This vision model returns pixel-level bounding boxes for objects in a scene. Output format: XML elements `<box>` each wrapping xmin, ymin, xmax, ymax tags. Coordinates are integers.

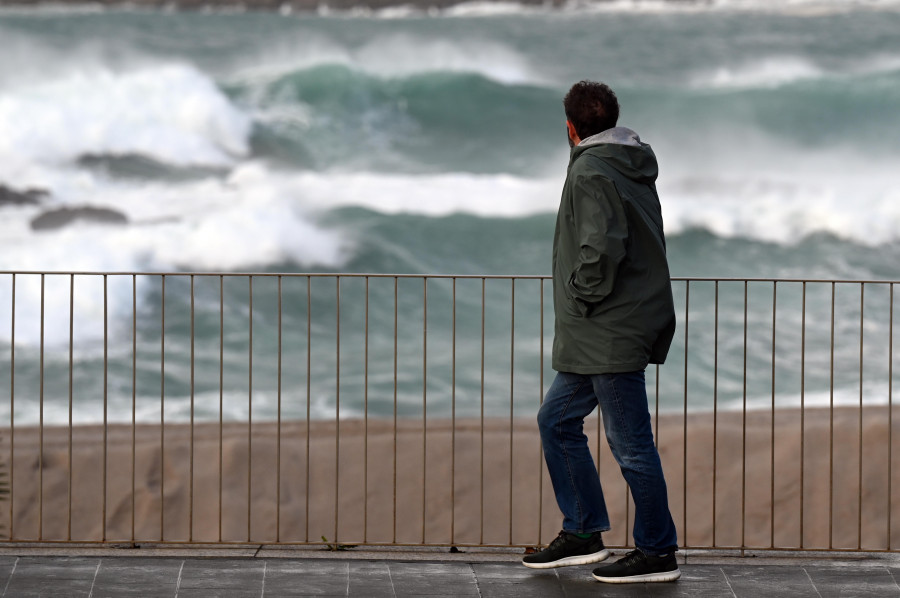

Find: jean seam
<box><xmin>557</xmin><ymin>377</ymin><xmax>588</xmax><ymax>532</ymax></box>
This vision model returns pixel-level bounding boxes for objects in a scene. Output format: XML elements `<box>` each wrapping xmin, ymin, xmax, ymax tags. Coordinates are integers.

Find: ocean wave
<box><xmin>688</xmin><ymin>53</ymin><xmax>900</xmax><ymax>90</ymax></box>
<box><xmin>0</xmin><ymin>170</ymin><xmax>350</xmax><ymax>273</ymax></box>
<box><xmin>0</xmin><ymin>62</ymin><xmax>251</xmax><ymax>172</ymax></box>
<box><xmin>690</xmin><ymin>56</ymin><xmax>825</xmax><ymax>89</ymax></box>
<box><xmin>660</xmin><ymin>171</ymin><xmax>900</xmax><ymax>246</ymax></box>
<box><xmin>227</xmin><ymin>33</ymin><xmax>546</xmax><ymax>87</ymax></box>
<box><xmin>3</xmin><ymin>157</ymin><xmax>899</xmax><ymax>287</ymax></box>
<box><xmin>315</xmin><ymin>0</ymin><xmax>900</xmax><ymax>18</ymax></box>
<box><xmin>227</xmin><ymin>162</ymin><xmax>562</xmax><ymax>216</ymax></box>
<box><xmin>232</xmin><ymin>61</ymin><xmax>561</xmax><ymax>175</ymax></box>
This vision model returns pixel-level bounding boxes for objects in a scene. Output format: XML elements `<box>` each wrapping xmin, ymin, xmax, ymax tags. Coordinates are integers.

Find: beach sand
<box><xmin>2</xmin><ymin>406</ymin><xmax>898</xmax><ymax>550</ymax></box>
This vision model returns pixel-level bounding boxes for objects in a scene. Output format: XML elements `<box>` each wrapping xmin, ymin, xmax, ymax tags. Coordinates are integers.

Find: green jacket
<box><xmin>552</xmin><ymin>127</ymin><xmax>676</xmax><ymax>374</ymax></box>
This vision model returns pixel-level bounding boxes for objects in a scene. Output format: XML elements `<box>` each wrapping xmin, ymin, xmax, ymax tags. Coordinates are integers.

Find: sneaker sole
<box><xmin>592</xmin><ymin>568</ymin><xmax>681</xmax><ymax>583</ymax></box>
<box><xmin>522</xmin><ymin>549</ymin><xmax>610</xmax><ymax>569</ymax></box>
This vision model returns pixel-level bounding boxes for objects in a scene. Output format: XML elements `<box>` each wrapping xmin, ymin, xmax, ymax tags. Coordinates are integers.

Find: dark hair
<box><xmin>563</xmin><ymin>80</ymin><xmax>620</xmax><ymax>140</ymax></box>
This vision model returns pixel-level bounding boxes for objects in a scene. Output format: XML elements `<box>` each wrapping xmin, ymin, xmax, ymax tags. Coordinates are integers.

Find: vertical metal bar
<box><xmin>218</xmin><ymin>275</ymin><xmax>224</xmax><ymax>543</ymax></box>
<box><xmin>538</xmin><ymin>278</ymin><xmax>544</xmax><ymax>546</ymax></box>
<box><xmin>189</xmin><ymin>275</ymin><xmax>195</xmax><ymax>542</ymax></box>
<box><xmin>682</xmin><ymin>280</ymin><xmax>689</xmax><ymax>546</ymax></box>
<box><xmin>770</xmin><ymin>282</ymin><xmax>777</xmax><ymax>549</ymax></box>
<box><xmin>829</xmin><ymin>282</ymin><xmax>835</xmax><ymax>549</ymax></box>
<box><xmin>68</xmin><ymin>275</ymin><xmax>75</xmax><ymax>541</ymax></box>
<box><xmin>103</xmin><ymin>274</ymin><xmax>109</xmax><ymax>541</ymax></box>
<box><xmin>889</xmin><ymin>283</ymin><xmax>894</xmax><ymax>551</ymax></box>
<box><xmin>277</xmin><ymin>275</ymin><xmax>283</xmax><ymax>543</ymax></box>
<box><xmin>39</xmin><ymin>274</ymin><xmax>44</xmax><ymax>540</ymax></box>
<box><xmin>131</xmin><ymin>275</ymin><xmax>137</xmax><ymax>543</ymax></box>
<box><xmin>422</xmin><ymin>277</ymin><xmax>427</xmax><ymax>544</ymax></box>
<box><xmin>392</xmin><ymin>276</ymin><xmax>398</xmax><ymax>544</ymax></box>
<box><xmin>363</xmin><ymin>276</ymin><xmax>369</xmax><ymax>544</ymax></box>
<box><xmin>480</xmin><ymin>277</ymin><xmax>486</xmax><ymax>545</ymax></box>
<box><xmin>335</xmin><ymin>276</ymin><xmax>341</xmax><ymax>544</ymax></box>
<box><xmin>160</xmin><ymin>274</ymin><xmax>166</xmax><ymax>541</ymax></box>
<box><xmin>741</xmin><ymin>280</ymin><xmax>748</xmax><ymax>552</ymax></box>
<box><xmin>509</xmin><ymin>278</ymin><xmax>515</xmax><ymax>546</ymax></box>
<box><xmin>306</xmin><ymin>276</ymin><xmax>312</xmax><ymax>543</ymax></box>
<box><xmin>451</xmin><ymin>277</ymin><xmax>457</xmax><ymax>546</ymax></box>
<box><xmin>8</xmin><ymin>273</ymin><xmax>14</xmax><ymax>541</ymax></box>
<box><xmin>248</xmin><ymin>275</ymin><xmax>254</xmax><ymax>542</ymax></box>
<box><xmin>858</xmin><ymin>283</ymin><xmax>865</xmax><ymax>550</ymax></box>
<box><xmin>800</xmin><ymin>282</ymin><xmax>807</xmax><ymax>548</ymax></box>
<box><xmin>712</xmin><ymin>281</ymin><xmax>719</xmax><ymax>548</ymax></box>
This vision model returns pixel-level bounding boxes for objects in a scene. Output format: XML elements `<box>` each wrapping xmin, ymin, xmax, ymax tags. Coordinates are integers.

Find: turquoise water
<box><xmin>1</xmin><ymin>3</ymin><xmax>899</xmax><ymax>423</ymax></box>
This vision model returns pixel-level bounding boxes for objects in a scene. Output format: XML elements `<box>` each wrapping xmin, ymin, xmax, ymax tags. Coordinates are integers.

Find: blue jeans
<box><xmin>537</xmin><ymin>371</ymin><xmax>678</xmax><ymax>555</ymax></box>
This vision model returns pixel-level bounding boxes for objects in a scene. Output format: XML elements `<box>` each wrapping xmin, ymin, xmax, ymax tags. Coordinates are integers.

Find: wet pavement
<box><xmin>1</xmin><ymin>547</ymin><xmax>898</xmax><ymax>597</ymax></box>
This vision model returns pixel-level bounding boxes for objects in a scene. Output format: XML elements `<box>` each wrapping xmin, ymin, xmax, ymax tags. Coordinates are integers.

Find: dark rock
<box><xmin>30</xmin><ymin>206</ymin><xmax>129</xmax><ymax>231</ymax></box>
<box><xmin>0</xmin><ymin>184</ymin><xmax>50</xmax><ymax>207</ymax></box>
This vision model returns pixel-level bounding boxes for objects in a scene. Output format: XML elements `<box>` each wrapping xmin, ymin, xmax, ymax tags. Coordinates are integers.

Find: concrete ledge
<box><xmin>1</xmin><ymin>542</ymin><xmax>898</xmax><ymax>568</ymax></box>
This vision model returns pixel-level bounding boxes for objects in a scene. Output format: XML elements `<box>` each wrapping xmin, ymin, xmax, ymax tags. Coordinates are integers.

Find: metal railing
<box><xmin>0</xmin><ymin>271</ymin><xmax>897</xmax><ymax>552</ymax></box>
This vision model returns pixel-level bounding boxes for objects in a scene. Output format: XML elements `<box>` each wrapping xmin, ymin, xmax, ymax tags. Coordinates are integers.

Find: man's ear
<box><xmin>566</xmin><ymin>120</ymin><xmax>581</xmax><ymax>146</ymax></box>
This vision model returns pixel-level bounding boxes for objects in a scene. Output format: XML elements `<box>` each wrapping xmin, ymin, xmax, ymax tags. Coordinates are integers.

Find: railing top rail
<box><xmin>1</xmin><ymin>270</ymin><xmax>899</xmax><ymax>285</ymax></box>
<box><xmin>0</xmin><ymin>270</ymin><xmax>547</xmax><ymax>279</ymax></box>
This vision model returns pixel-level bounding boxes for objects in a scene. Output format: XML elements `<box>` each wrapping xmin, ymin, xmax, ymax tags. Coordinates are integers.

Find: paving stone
<box><xmin>347</xmin><ymin>561</ymin><xmax>394</xmax><ymax>597</ymax></box>
<box><xmin>3</xmin><ymin>592</ymin><xmax>92</xmax><ymax>598</ymax></box>
<box><xmin>0</xmin><ymin>557</ymin><xmax>17</xmax><ymax>594</ymax></box>
<box><xmin>0</xmin><ymin>554</ymin><xmax>898</xmax><ymax>598</ymax></box>
<box><xmin>471</xmin><ymin>562</ymin><xmax>545</xmax><ymax>580</ymax></box>
<box><xmin>721</xmin><ymin>564</ymin><xmax>821</xmax><ymax>597</ymax></box>
<box><xmin>556</xmin><ymin>567</ymin><xmax>650</xmax><ymax>598</ymax></box>
<box><xmin>264</xmin><ymin>573</ymin><xmax>349</xmax><ymax>595</ymax></box>
<box><xmin>177</xmin><ymin>590</ymin><xmax>261</xmax><ymax>598</ymax></box>
<box><xmin>477</xmin><ymin>566</ymin><xmax>568</xmax><ymax>598</ymax></box>
<box><xmin>1</xmin><ymin>557</ymin><xmax>99</xmax><ymax>597</ymax></box>
<box><xmin>92</xmin><ymin>588</ymin><xmax>176</xmax><ymax>598</ymax></box>
<box><xmin>92</xmin><ymin>558</ymin><xmax>183</xmax><ymax>588</ymax></box>
<box><xmin>7</xmin><ymin>557</ymin><xmax>100</xmax><ymax>580</ymax></box>
<box><xmin>805</xmin><ymin>566</ymin><xmax>900</xmax><ymax>597</ymax></box>
<box><xmin>479</xmin><ymin>580</ymin><xmax>565</xmax><ymax>598</ymax></box>
<box><xmin>387</xmin><ymin>562</ymin><xmax>479</xmax><ymax>596</ymax></box>
<box><xmin>177</xmin><ymin>559</ymin><xmax>266</xmax><ymax>591</ymax></box>
<box><xmin>658</xmin><ymin>565</ymin><xmax>740</xmax><ymax>597</ymax></box>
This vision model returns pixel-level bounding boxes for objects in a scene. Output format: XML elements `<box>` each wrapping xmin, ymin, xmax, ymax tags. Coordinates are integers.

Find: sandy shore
<box><xmin>1</xmin><ymin>406</ymin><xmax>898</xmax><ymax>550</ymax></box>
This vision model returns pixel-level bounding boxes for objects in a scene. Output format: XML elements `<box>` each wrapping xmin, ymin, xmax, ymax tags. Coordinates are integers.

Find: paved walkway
<box><xmin>1</xmin><ymin>548</ymin><xmax>899</xmax><ymax>597</ymax></box>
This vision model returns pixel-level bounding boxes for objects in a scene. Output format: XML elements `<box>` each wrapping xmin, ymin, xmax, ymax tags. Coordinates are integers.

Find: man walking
<box><xmin>522</xmin><ymin>81</ymin><xmax>680</xmax><ymax>583</ymax></box>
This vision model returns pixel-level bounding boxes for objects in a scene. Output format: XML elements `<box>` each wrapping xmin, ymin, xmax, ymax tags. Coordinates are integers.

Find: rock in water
<box><xmin>31</xmin><ymin>206</ymin><xmax>128</xmax><ymax>231</ymax></box>
<box><xmin>0</xmin><ymin>184</ymin><xmax>50</xmax><ymax>207</ymax></box>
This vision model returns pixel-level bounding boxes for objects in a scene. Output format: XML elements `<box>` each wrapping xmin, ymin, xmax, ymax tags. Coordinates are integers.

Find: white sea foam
<box><xmin>4</xmin><ymin>146</ymin><xmax>898</xmax><ymax>291</ymax></box>
<box><xmin>657</xmin><ymin>136</ymin><xmax>900</xmax><ymax>245</ymax></box>
<box><xmin>228</xmin><ymin>33</ymin><xmax>545</xmax><ymax>87</ymax></box>
<box><xmin>724</xmin><ymin>383</ymin><xmax>896</xmax><ymax>413</ymax></box>
<box><xmin>0</xmin><ymin>168</ymin><xmax>351</xmax><ymax>346</ymax></box>
<box><xmin>689</xmin><ymin>53</ymin><xmax>900</xmax><ymax>90</ymax></box>
<box><xmin>0</xmin><ymin>62</ymin><xmax>251</xmax><ymax>171</ymax></box>
<box><xmin>690</xmin><ymin>56</ymin><xmax>825</xmax><ymax>89</ymax></box>
<box><xmin>356</xmin><ymin>0</ymin><xmax>900</xmax><ymax>17</ymax></box>
<box><xmin>226</xmin><ymin>162</ymin><xmax>562</xmax><ymax>216</ymax></box>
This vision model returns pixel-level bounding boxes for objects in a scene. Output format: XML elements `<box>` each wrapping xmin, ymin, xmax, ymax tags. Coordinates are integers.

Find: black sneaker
<box><xmin>522</xmin><ymin>531</ymin><xmax>609</xmax><ymax>569</ymax></box>
<box><xmin>591</xmin><ymin>549</ymin><xmax>680</xmax><ymax>583</ymax></box>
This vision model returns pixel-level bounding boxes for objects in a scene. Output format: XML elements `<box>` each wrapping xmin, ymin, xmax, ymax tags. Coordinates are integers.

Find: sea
<box><xmin>1</xmin><ymin>0</ymin><xmax>899</xmax><ymax>426</ymax></box>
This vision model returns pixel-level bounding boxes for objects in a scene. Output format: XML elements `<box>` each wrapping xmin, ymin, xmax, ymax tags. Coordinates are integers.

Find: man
<box><xmin>522</xmin><ymin>81</ymin><xmax>680</xmax><ymax>584</ymax></box>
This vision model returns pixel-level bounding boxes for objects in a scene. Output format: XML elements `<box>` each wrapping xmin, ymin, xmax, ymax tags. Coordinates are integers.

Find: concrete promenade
<box><xmin>0</xmin><ymin>546</ymin><xmax>899</xmax><ymax>597</ymax></box>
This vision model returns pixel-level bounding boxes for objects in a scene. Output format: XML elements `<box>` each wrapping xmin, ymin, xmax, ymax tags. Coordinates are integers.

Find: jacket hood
<box><xmin>570</xmin><ymin>126</ymin><xmax>658</xmax><ymax>184</ymax></box>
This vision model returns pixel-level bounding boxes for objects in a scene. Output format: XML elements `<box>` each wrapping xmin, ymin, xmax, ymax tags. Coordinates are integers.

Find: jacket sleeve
<box><xmin>566</xmin><ymin>172</ymin><xmax>628</xmax><ymax>317</ymax></box>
